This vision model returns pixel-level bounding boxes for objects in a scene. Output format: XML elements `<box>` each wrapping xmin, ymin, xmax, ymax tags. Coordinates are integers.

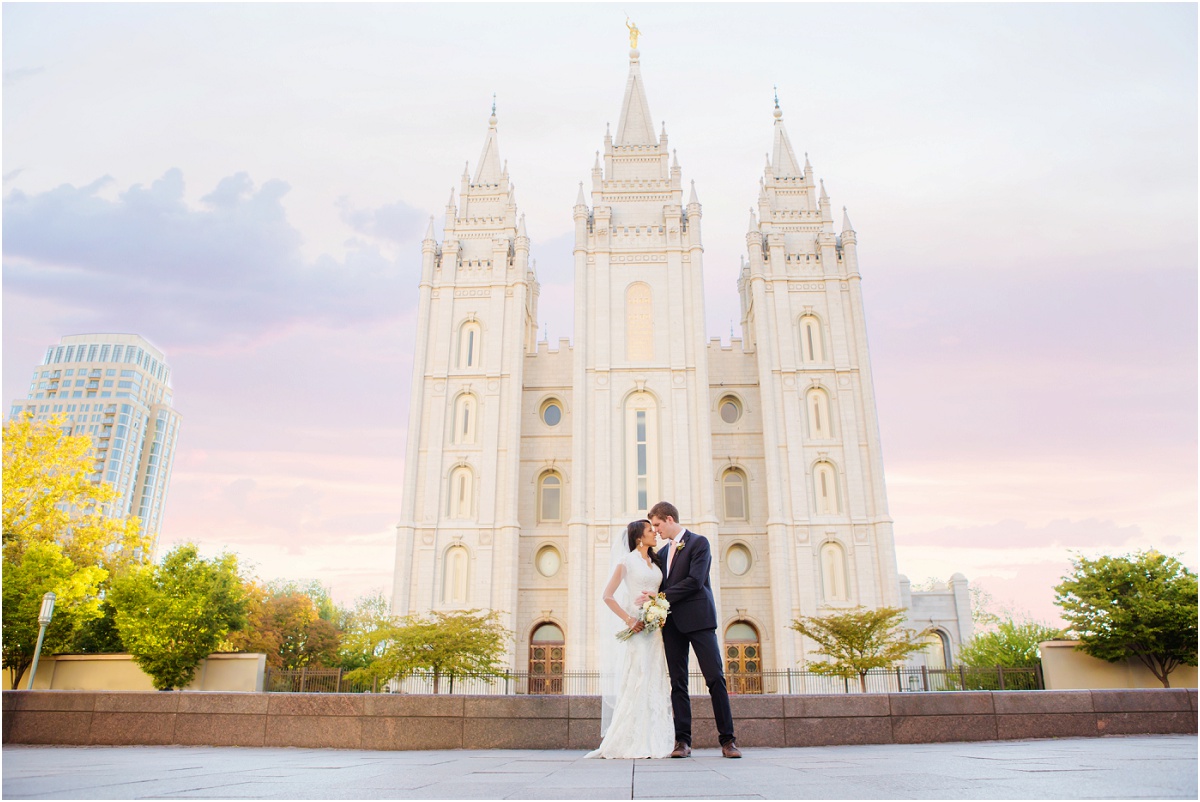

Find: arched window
<box><xmin>799</xmin><ymin>315</ymin><xmax>825</xmax><ymax>363</ymax></box>
<box><xmin>722</xmin><ymin>469</ymin><xmax>747</xmax><ymax>521</ymax></box>
<box><xmin>820</xmin><ymin>541</ymin><xmax>849</xmax><ymax>602</ymax></box>
<box><xmin>807</xmin><ymin>387</ymin><xmax>831</xmax><ymax>439</ymax></box>
<box><xmin>625</xmin><ymin>282</ymin><xmax>653</xmax><ymax>361</ymax></box>
<box><xmin>725</xmin><ymin>621</ymin><xmax>762</xmax><ymax>694</ymax></box>
<box><xmin>539</xmin><ymin>472</ymin><xmax>562</xmax><ymax>522</ymax></box>
<box><xmin>529</xmin><ymin>622</ymin><xmax>565</xmax><ymax>694</ymax></box>
<box><xmin>922</xmin><ymin>630</ymin><xmax>951</xmax><ymax>669</ymax></box>
<box><xmin>814</xmin><ymin>461</ymin><xmax>839</xmax><ymax>515</ymax></box>
<box><xmin>625</xmin><ymin>392</ymin><xmax>658</xmax><ymax>513</ymax></box>
<box><xmin>448</xmin><ymin>466</ymin><xmax>474</xmax><ymax>518</ymax></box>
<box><xmin>458</xmin><ymin>321</ymin><xmax>482</xmax><ymax>370</ymax></box>
<box><xmin>443</xmin><ymin>544</ymin><xmax>469</xmax><ymax>604</ymax></box>
<box><xmin>453</xmin><ymin>393</ymin><xmax>477</xmax><ymax>444</ymax></box>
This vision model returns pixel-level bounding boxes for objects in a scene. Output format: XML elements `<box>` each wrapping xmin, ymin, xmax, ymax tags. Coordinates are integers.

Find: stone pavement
<box><xmin>2</xmin><ymin>735</ymin><xmax>1195</xmax><ymax>800</ymax></box>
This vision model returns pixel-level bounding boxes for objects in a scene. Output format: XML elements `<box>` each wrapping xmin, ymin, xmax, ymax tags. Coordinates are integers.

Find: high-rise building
<box><xmin>8</xmin><ymin>333</ymin><xmax>181</xmax><ymax>556</ymax></box>
<box><xmin>392</xmin><ymin>45</ymin><xmax>972</xmax><ymax>678</ymax></box>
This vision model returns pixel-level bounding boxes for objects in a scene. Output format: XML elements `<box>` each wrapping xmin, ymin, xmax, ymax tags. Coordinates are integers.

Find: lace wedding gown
<box><xmin>585</xmin><ymin>551</ymin><xmax>676</xmax><ymax>759</ymax></box>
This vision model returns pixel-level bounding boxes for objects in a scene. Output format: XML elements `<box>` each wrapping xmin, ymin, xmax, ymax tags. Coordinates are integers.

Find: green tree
<box><xmin>346</xmin><ymin>609</ymin><xmax>509</xmax><ymax>693</ymax></box>
<box><xmin>109</xmin><ymin>544</ymin><xmax>249</xmax><ymax>690</ymax></box>
<box><xmin>792</xmin><ymin>606</ymin><xmax>929</xmax><ymax>693</ymax></box>
<box><xmin>957</xmin><ymin>619</ymin><xmax>1063</xmax><ymax>669</ymax></box>
<box><xmin>1054</xmin><ymin>550</ymin><xmax>1198</xmax><ymax>688</ymax></box>
<box><xmin>2</xmin><ymin>540</ymin><xmax>107</xmax><ymax>687</ymax></box>
<box><xmin>336</xmin><ymin>591</ymin><xmax>395</xmax><ymax>673</ymax></box>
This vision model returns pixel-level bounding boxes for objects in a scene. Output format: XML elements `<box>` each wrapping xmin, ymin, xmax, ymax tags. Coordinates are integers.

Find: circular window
<box><xmin>719</xmin><ymin>396</ymin><xmax>742</xmax><ymax>424</ymax></box>
<box><xmin>726</xmin><ymin>543</ymin><xmax>752</xmax><ymax>576</ymax></box>
<box><xmin>541</xmin><ymin>400</ymin><xmax>562</xmax><ymax>426</ymax></box>
<box><xmin>535</xmin><ymin>545</ymin><xmax>562</xmax><ymax>577</ymax></box>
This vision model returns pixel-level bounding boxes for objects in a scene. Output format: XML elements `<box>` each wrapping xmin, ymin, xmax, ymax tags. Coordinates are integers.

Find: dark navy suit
<box><xmin>654</xmin><ymin>529</ymin><xmax>735</xmax><ymax>746</ymax></box>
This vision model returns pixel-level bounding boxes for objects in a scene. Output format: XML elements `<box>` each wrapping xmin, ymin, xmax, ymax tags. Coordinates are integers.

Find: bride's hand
<box><xmin>634</xmin><ymin>591</ymin><xmax>651</xmax><ymax>606</ymax></box>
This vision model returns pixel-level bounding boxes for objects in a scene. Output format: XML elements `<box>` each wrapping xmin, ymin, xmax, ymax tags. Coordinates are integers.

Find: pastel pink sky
<box><xmin>4</xmin><ymin>5</ymin><xmax>1196</xmax><ymax>627</ymax></box>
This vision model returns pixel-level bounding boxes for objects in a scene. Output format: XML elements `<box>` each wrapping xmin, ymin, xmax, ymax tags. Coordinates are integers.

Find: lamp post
<box><xmin>26</xmin><ymin>592</ymin><xmax>56</xmax><ymax>690</ymax></box>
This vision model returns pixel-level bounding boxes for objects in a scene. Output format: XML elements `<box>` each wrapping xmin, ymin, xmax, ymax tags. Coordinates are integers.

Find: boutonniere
<box><xmin>675</xmin><ymin>540</ymin><xmax>686</xmax><ymax>554</ymax></box>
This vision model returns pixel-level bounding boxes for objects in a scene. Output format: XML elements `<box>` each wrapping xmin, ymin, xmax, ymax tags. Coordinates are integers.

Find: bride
<box><xmin>585</xmin><ymin>520</ymin><xmax>676</xmax><ymax>759</ymax></box>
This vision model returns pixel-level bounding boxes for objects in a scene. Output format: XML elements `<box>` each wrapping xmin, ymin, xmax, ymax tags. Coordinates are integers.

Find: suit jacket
<box><xmin>654</xmin><ymin>529</ymin><xmax>718</xmax><ymax>633</ymax></box>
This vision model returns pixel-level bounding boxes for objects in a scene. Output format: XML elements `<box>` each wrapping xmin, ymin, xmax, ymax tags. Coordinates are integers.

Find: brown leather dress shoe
<box><xmin>670</xmin><ymin>740</ymin><xmax>692</xmax><ymax>758</ymax></box>
<box><xmin>721</xmin><ymin>740</ymin><xmax>742</xmax><ymax>758</ymax></box>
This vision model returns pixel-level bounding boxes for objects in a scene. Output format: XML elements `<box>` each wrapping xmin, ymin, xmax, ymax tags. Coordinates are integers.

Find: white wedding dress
<box><xmin>585</xmin><ymin>550</ymin><xmax>676</xmax><ymax>759</ymax></box>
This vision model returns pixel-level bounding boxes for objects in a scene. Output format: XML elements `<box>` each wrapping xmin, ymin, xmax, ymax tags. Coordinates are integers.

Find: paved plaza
<box><xmin>2</xmin><ymin>735</ymin><xmax>1195</xmax><ymax>800</ymax></box>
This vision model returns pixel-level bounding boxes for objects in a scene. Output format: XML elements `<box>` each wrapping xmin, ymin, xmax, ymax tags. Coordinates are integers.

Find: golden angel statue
<box><xmin>626</xmin><ymin>19</ymin><xmax>641</xmax><ymax>49</ymax></box>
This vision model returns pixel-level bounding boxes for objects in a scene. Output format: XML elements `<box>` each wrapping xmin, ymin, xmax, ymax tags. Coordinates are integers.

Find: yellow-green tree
<box><xmin>2</xmin><ymin>415</ymin><xmax>146</xmax><ymax>686</ymax></box>
<box><xmin>792</xmin><ymin>606</ymin><xmax>930</xmax><ymax>692</ymax></box>
<box><xmin>3</xmin><ymin>414</ymin><xmax>145</xmax><ymax>569</ymax></box>
<box><xmin>346</xmin><ymin>609</ymin><xmax>509</xmax><ymax>693</ymax></box>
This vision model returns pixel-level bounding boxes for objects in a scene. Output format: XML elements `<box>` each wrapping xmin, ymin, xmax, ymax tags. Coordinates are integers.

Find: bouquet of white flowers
<box><xmin>616</xmin><ymin>593</ymin><xmax>671</xmax><ymax>641</ymax></box>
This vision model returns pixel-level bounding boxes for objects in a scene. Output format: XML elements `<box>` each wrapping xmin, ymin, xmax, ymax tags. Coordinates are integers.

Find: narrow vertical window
<box><xmin>807</xmin><ymin>388</ymin><xmax>831</xmax><ymax>439</ymax></box>
<box><xmin>625</xmin><ymin>393</ymin><xmax>658</xmax><ymax>513</ymax></box>
<box><xmin>820</xmin><ymin>541</ymin><xmax>849</xmax><ymax>601</ymax></box>
<box><xmin>723</xmin><ymin>469</ymin><xmax>747</xmax><ymax>520</ymax></box>
<box><xmin>800</xmin><ymin>315</ymin><xmax>824</xmax><ymax>363</ymax></box>
<box><xmin>449</xmin><ymin>467</ymin><xmax>474</xmax><ymax>518</ymax></box>
<box><xmin>459</xmin><ymin>322</ymin><xmax>482</xmax><ymax>370</ymax></box>
<box><xmin>814</xmin><ymin>462</ymin><xmax>839</xmax><ymax>515</ymax></box>
<box><xmin>454</xmin><ymin>394</ymin><xmax>477</xmax><ymax>444</ymax></box>
<box><xmin>443</xmin><ymin>545</ymin><xmax>469</xmax><ymax>604</ymax></box>
<box><xmin>539</xmin><ymin>472</ymin><xmax>562</xmax><ymax>522</ymax></box>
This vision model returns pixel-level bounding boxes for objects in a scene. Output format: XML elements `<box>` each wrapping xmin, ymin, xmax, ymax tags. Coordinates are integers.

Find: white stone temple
<box><xmin>392</xmin><ymin>45</ymin><xmax>971</xmax><ymax>682</ymax></box>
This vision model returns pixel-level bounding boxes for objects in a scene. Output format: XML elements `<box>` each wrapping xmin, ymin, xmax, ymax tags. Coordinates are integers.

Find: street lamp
<box><xmin>26</xmin><ymin>592</ymin><xmax>56</xmax><ymax>690</ymax></box>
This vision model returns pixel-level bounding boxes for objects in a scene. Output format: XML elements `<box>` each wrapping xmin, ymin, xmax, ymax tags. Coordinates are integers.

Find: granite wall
<box><xmin>3</xmin><ymin>689</ymin><xmax>1195</xmax><ymax>750</ymax></box>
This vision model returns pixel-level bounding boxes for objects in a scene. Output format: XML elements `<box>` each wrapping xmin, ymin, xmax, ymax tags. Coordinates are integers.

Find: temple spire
<box><xmin>615</xmin><ymin>49</ymin><xmax>657</xmax><ymax>146</ymax></box>
<box><xmin>575</xmin><ymin>181</ymin><xmax>587</xmax><ymax>207</ymax></box>
<box><xmin>771</xmin><ymin>94</ymin><xmax>802</xmax><ymax>178</ymax></box>
<box><xmin>842</xmin><ymin>206</ymin><xmax>854</xmax><ymax>233</ymax></box>
<box><xmin>689</xmin><ymin>180</ymin><xmax>699</xmax><ymax>205</ymax></box>
<box><xmin>472</xmin><ymin>104</ymin><xmax>503</xmax><ymax>185</ymax></box>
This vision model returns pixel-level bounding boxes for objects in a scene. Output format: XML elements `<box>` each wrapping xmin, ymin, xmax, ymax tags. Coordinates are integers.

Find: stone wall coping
<box><xmin>4</xmin><ymin>689</ymin><xmax>1195</xmax><ymax>751</ymax></box>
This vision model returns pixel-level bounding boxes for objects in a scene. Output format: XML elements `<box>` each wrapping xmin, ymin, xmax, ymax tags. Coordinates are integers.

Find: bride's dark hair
<box><xmin>626</xmin><ymin>519</ymin><xmax>655</xmax><ymax>560</ymax></box>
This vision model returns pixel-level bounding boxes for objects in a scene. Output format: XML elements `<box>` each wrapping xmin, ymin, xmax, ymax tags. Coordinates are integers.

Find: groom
<box><xmin>643</xmin><ymin>501</ymin><xmax>740</xmax><ymax>758</ymax></box>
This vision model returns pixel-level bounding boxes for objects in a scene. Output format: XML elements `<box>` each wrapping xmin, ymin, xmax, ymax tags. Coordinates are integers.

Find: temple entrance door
<box><xmin>725</xmin><ymin>621</ymin><xmax>763</xmax><ymax>694</ymax></box>
<box><xmin>528</xmin><ymin>622</ymin><xmax>565</xmax><ymax>694</ymax></box>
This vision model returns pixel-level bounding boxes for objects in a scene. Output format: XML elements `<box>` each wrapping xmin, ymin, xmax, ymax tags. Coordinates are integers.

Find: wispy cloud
<box><xmin>3</xmin><ymin>170</ymin><xmax>423</xmax><ymax>346</ymax></box>
<box><xmin>3</xmin><ymin>66</ymin><xmax>44</xmax><ymax>88</ymax></box>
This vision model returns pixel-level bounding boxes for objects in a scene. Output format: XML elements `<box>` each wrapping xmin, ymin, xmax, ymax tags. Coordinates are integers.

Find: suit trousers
<box><xmin>662</xmin><ymin>622</ymin><xmax>736</xmax><ymax>746</ymax></box>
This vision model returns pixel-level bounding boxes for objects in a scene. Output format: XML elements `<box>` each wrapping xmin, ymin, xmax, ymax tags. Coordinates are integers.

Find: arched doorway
<box><xmin>725</xmin><ymin>621</ymin><xmax>763</xmax><ymax>694</ymax></box>
<box><xmin>528</xmin><ymin>622</ymin><xmax>565</xmax><ymax>694</ymax></box>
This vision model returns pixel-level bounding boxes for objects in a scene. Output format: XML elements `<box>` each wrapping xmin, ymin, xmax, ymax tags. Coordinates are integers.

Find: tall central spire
<box><xmin>771</xmin><ymin>96</ymin><xmax>802</xmax><ymax>178</ymax></box>
<box><xmin>473</xmin><ymin>101</ymin><xmax>503</xmax><ymax>185</ymax></box>
<box><xmin>615</xmin><ymin>49</ymin><xmax>656</xmax><ymax>146</ymax></box>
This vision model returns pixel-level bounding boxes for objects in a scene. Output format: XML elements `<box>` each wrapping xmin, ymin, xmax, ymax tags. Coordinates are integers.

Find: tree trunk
<box><xmin>432</xmin><ymin>670</ymin><xmax>440</xmax><ymax>694</ymax></box>
<box><xmin>859</xmin><ymin>672</ymin><xmax>868</xmax><ymax>694</ymax></box>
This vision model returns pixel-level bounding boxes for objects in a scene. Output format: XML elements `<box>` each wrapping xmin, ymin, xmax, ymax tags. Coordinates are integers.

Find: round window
<box><xmin>542</xmin><ymin>401</ymin><xmax>562</xmax><ymax>427</ymax></box>
<box><xmin>719</xmin><ymin>397</ymin><xmax>741</xmax><ymax>424</ymax></box>
<box><xmin>726</xmin><ymin>543</ymin><xmax>752</xmax><ymax>576</ymax></box>
<box><xmin>535</xmin><ymin>545</ymin><xmax>562</xmax><ymax>577</ymax></box>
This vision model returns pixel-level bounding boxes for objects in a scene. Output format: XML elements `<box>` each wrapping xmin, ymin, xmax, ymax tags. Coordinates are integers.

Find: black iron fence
<box><xmin>265</xmin><ymin>664</ymin><xmax>1042</xmax><ymax>695</ymax></box>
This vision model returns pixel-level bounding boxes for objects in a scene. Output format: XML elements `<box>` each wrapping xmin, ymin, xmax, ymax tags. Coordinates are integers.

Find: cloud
<box><xmin>3</xmin><ymin>170</ymin><xmax>423</xmax><ymax>346</ymax></box>
<box><xmin>901</xmin><ymin>518</ymin><xmax>1145</xmax><ymax>550</ymax></box>
<box><xmin>337</xmin><ymin>196</ymin><xmax>426</xmax><ymax>244</ymax></box>
<box><xmin>3</xmin><ymin>66</ymin><xmax>44</xmax><ymax>88</ymax></box>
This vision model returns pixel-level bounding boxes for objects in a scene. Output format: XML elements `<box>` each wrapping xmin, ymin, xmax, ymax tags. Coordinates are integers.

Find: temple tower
<box><xmin>392</xmin><ymin>108</ymin><xmax>539</xmax><ymax>664</ymax></box>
